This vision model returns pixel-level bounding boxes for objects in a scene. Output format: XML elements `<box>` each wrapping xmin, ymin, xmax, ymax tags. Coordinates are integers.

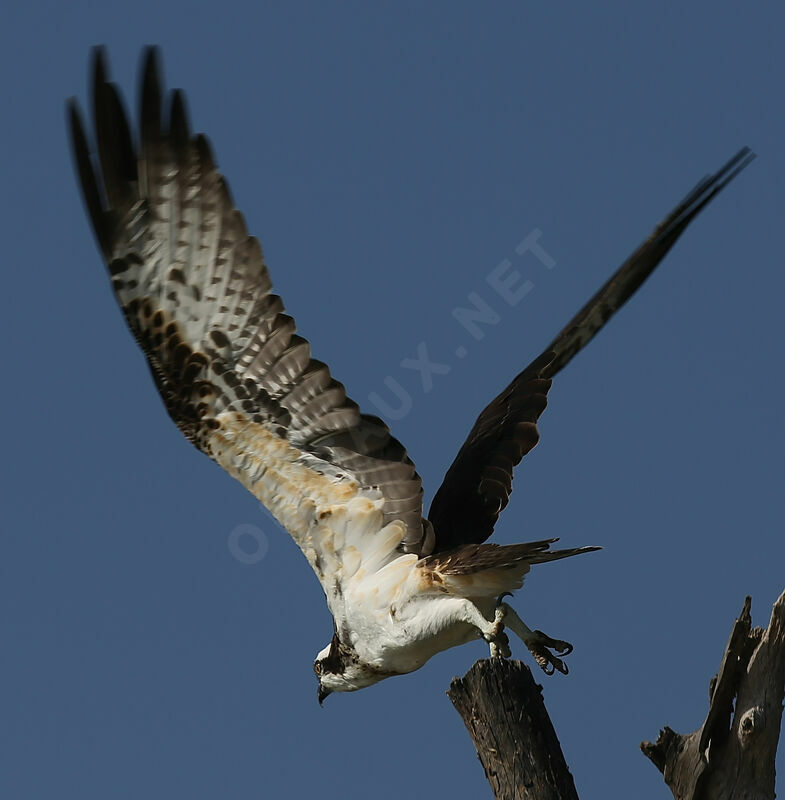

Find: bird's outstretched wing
<box><xmin>428</xmin><ymin>147</ymin><xmax>755</xmax><ymax>552</ymax></box>
<box><xmin>68</xmin><ymin>48</ymin><xmax>433</xmax><ymax>618</ymax></box>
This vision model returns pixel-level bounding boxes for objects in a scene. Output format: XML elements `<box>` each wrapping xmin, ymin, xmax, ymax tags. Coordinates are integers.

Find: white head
<box><xmin>313</xmin><ymin>635</ymin><xmax>392</xmax><ymax>704</ymax></box>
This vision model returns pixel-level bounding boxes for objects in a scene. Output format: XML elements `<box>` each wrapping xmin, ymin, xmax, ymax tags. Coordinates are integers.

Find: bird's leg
<box><xmin>455</xmin><ymin>599</ymin><xmax>511</xmax><ymax>658</ymax></box>
<box><xmin>485</xmin><ymin>602</ymin><xmax>511</xmax><ymax>658</ymax></box>
<box><xmin>496</xmin><ymin>599</ymin><xmax>573</xmax><ymax>675</ymax></box>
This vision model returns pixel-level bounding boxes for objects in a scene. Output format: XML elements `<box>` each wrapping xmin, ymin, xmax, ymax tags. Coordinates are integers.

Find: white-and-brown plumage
<box><xmin>69</xmin><ymin>47</ymin><xmax>754</xmax><ymax>700</ymax></box>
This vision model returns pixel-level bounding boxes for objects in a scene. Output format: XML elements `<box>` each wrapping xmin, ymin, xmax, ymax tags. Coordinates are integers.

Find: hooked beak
<box><xmin>317</xmin><ymin>683</ymin><xmax>332</xmax><ymax>706</ymax></box>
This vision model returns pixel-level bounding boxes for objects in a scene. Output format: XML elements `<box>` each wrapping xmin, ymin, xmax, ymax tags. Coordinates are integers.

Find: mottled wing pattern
<box><xmin>429</xmin><ymin>148</ymin><xmax>754</xmax><ymax>551</ymax></box>
<box><xmin>69</xmin><ymin>49</ymin><xmax>432</xmax><ymax>601</ymax></box>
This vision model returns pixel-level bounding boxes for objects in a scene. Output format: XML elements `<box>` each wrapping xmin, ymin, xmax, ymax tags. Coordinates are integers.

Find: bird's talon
<box><xmin>532</xmin><ymin>630</ymin><xmax>573</xmax><ymax>656</ymax></box>
<box><xmin>528</xmin><ymin>640</ymin><xmax>570</xmax><ymax>675</ymax></box>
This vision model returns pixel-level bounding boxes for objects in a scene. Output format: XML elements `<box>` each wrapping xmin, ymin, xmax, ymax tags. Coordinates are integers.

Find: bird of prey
<box><xmin>68</xmin><ymin>47</ymin><xmax>754</xmax><ymax>703</ymax></box>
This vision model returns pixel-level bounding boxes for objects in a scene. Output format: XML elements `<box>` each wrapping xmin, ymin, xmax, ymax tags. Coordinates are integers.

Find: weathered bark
<box><xmin>448</xmin><ymin>658</ymin><xmax>579</xmax><ymax>800</ymax></box>
<box><xmin>641</xmin><ymin>590</ymin><xmax>785</xmax><ymax>799</ymax></box>
<box><xmin>448</xmin><ymin>592</ymin><xmax>785</xmax><ymax>799</ymax></box>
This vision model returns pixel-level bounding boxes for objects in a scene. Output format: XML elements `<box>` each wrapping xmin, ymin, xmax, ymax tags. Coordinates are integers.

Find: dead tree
<box><xmin>448</xmin><ymin>590</ymin><xmax>785</xmax><ymax>800</ymax></box>
<box><xmin>448</xmin><ymin>658</ymin><xmax>579</xmax><ymax>800</ymax></box>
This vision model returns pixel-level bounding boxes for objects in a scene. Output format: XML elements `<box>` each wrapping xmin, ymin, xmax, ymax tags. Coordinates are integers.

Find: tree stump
<box><xmin>448</xmin><ymin>590</ymin><xmax>785</xmax><ymax>799</ymax></box>
<box><xmin>448</xmin><ymin>658</ymin><xmax>579</xmax><ymax>800</ymax></box>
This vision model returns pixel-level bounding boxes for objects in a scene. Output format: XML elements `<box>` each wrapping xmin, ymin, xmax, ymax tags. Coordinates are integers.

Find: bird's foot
<box><xmin>497</xmin><ymin>601</ymin><xmax>573</xmax><ymax>675</ymax></box>
<box><xmin>482</xmin><ymin>602</ymin><xmax>512</xmax><ymax>658</ymax></box>
<box><xmin>524</xmin><ymin>630</ymin><xmax>572</xmax><ymax>675</ymax></box>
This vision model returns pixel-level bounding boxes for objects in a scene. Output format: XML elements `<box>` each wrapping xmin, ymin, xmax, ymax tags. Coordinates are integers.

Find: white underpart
<box><xmin>208</xmin><ymin>412</ymin><xmax>535</xmax><ymax>684</ymax></box>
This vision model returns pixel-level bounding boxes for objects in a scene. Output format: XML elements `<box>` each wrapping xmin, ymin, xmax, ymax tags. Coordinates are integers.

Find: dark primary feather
<box><xmin>70</xmin><ymin>47</ymin><xmax>754</xmax><ymax>565</ymax></box>
<box><xmin>428</xmin><ymin>148</ymin><xmax>755</xmax><ymax>552</ymax></box>
<box><xmin>68</xmin><ymin>47</ymin><xmax>430</xmax><ymax>555</ymax></box>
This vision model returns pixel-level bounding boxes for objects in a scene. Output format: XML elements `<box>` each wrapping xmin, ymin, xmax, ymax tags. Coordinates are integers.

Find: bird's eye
<box><xmin>314</xmin><ymin>661</ymin><xmax>322</xmax><ymax>676</ymax></box>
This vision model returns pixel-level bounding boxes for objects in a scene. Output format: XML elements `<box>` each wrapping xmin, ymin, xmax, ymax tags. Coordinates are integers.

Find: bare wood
<box><xmin>448</xmin><ymin>658</ymin><xmax>579</xmax><ymax>800</ymax></box>
<box><xmin>641</xmin><ymin>589</ymin><xmax>785</xmax><ymax>799</ymax></box>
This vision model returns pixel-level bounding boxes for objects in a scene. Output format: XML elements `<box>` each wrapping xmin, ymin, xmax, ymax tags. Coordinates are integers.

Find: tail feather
<box><xmin>526</xmin><ymin>542</ymin><xmax>601</xmax><ymax>565</ymax></box>
<box><xmin>418</xmin><ymin>538</ymin><xmax>600</xmax><ymax>599</ymax></box>
<box><xmin>422</xmin><ymin>538</ymin><xmax>600</xmax><ymax>574</ymax></box>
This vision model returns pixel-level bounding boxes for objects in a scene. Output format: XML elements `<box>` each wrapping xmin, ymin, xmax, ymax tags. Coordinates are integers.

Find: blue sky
<box><xmin>2</xmin><ymin>3</ymin><xmax>783</xmax><ymax>798</ymax></box>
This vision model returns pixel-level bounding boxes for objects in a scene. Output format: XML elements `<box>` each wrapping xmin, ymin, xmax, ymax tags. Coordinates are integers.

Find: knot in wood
<box><xmin>738</xmin><ymin>705</ymin><xmax>765</xmax><ymax>746</ymax></box>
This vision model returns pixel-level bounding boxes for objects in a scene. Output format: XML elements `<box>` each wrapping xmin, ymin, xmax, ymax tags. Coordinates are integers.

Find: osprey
<box><xmin>69</xmin><ymin>48</ymin><xmax>753</xmax><ymax>703</ymax></box>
